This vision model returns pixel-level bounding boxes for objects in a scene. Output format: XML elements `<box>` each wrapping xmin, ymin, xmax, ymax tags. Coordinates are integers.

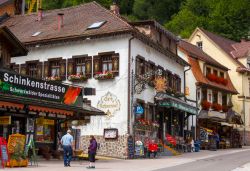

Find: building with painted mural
<box><xmin>178</xmin><ymin>40</ymin><xmax>243</xmax><ymax>149</ymax></box>
<box><xmin>0</xmin><ymin>2</ymin><xmax>197</xmax><ymax>158</ymax></box>
<box><xmin>188</xmin><ymin>28</ymin><xmax>250</xmax><ymax>145</ymax></box>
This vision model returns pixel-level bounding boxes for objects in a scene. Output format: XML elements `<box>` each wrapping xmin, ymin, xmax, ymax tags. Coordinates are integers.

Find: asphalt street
<box><xmin>154</xmin><ymin>149</ymin><xmax>250</xmax><ymax>171</ymax></box>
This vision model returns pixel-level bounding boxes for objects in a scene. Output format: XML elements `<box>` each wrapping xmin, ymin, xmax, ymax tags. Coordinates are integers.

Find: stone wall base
<box><xmin>80</xmin><ymin>135</ymin><xmax>128</xmax><ymax>158</ymax></box>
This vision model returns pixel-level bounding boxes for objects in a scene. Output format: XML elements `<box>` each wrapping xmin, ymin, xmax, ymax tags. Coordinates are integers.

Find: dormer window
<box><xmin>206</xmin><ymin>67</ymin><xmax>211</xmax><ymax>76</ymax></box>
<box><xmin>220</xmin><ymin>72</ymin><xmax>224</xmax><ymax>78</ymax></box>
<box><xmin>196</xmin><ymin>41</ymin><xmax>203</xmax><ymax>49</ymax></box>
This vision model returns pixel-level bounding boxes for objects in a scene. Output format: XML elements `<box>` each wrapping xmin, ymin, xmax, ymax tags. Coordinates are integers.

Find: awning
<box><xmin>226</xmin><ymin>109</ymin><xmax>243</xmax><ymax>125</ymax></box>
<box><xmin>155</xmin><ymin>92</ymin><xmax>197</xmax><ymax>115</ymax></box>
<box><xmin>198</xmin><ymin>110</ymin><xmax>227</xmax><ymax>122</ymax></box>
<box><xmin>0</xmin><ymin>101</ymin><xmax>24</xmax><ymax>110</ymax></box>
<box><xmin>29</xmin><ymin>105</ymin><xmax>73</xmax><ymax>116</ymax></box>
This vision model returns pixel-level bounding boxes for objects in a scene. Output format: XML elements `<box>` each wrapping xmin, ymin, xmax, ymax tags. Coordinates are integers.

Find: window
<box><xmin>202</xmin><ymin>89</ymin><xmax>207</xmax><ymax>101</ymax></box>
<box><xmin>148</xmin><ymin>105</ymin><xmax>155</xmax><ymax>122</ymax></box>
<box><xmin>220</xmin><ymin>72</ymin><xmax>224</xmax><ymax>78</ymax></box>
<box><xmin>247</xmin><ymin>59</ymin><xmax>250</xmax><ymax>68</ymax></box>
<box><xmin>31</xmin><ymin>31</ymin><xmax>41</xmax><ymax>37</ymax></box>
<box><xmin>213</xmin><ymin>69</ymin><xmax>218</xmax><ymax>76</ymax></box>
<box><xmin>27</xmin><ymin>63</ymin><xmax>37</xmax><ymax>78</ymax></box>
<box><xmin>206</xmin><ymin>67</ymin><xmax>211</xmax><ymax>76</ymax></box>
<box><xmin>136</xmin><ymin>57</ymin><xmax>145</xmax><ymax>75</ymax></box>
<box><xmin>102</xmin><ymin>56</ymin><xmax>113</xmax><ymax>72</ymax></box>
<box><xmin>222</xmin><ymin>94</ymin><xmax>227</xmax><ymax>106</ymax></box>
<box><xmin>75</xmin><ymin>58</ymin><xmax>86</xmax><ymax>75</ymax></box>
<box><xmin>87</xmin><ymin>21</ymin><xmax>106</xmax><ymax>29</ymax></box>
<box><xmin>50</xmin><ymin>61</ymin><xmax>60</xmax><ymax>77</ymax></box>
<box><xmin>196</xmin><ymin>41</ymin><xmax>203</xmax><ymax>49</ymax></box>
<box><xmin>213</xmin><ymin>91</ymin><xmax>218</xmax><ymax>103</ymax></box>
<box><xmin>93</xmin><ymin>52</ymin><xmax>119</xmax><ymax>78</ymax></box>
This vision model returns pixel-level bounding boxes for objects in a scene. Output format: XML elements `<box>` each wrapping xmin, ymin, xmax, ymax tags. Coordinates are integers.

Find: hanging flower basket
<box><xmin>94</xmin><ymin>71</ymin><xmax>114</xmax><ymax>80</ymax></box>
<box><xmin>68</xmin><ymin>74</ymin><xmax>88</xmax><ymax>82</ymax></box>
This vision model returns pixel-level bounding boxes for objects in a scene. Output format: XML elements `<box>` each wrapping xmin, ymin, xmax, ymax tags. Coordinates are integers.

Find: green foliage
<box><xmin>165</xmin><ymin>0</ymin><xmax>250</xmax><ymax>41</ymax></box>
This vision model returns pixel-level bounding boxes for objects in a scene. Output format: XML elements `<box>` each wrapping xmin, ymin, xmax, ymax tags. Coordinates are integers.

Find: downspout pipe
<box><xmin>128</xmin><ymin>36</ymin><xmax>135</xmax><ymax>135</ymax></box>
<box><xmin>184</xmin><ymin>65</ymin><xmax>191</xmax><ymax>102</ymax></box>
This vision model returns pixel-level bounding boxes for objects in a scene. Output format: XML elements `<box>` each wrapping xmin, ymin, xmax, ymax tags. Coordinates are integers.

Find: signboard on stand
<box><xmin>127</xmin><ymin>136</ymin><xmax>134</xmax><ymax>159</ymax></box>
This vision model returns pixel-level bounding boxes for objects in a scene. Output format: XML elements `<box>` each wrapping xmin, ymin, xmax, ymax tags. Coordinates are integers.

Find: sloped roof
<box><xmin>0</xmin><ymin>0</ymin><xmax>13</xmax><ymax>6</ymax></box>
<box><xmin>188</xmin><ymin>57</ymin><xmax>238</xmax><ymax>94</ymax></box>
<box><xmin>178</xmin><ymin>40</ymin><xmax>228</xmax><ymax>70</ymax></box>
<box><xmin>231</xmin><ymin>40</ymin><xmax>250</xmax><ymax>58</ymax></box>
<box><xmin>198</xmin><ymin>28</ymin><xmax>245</xmax><ymax>68</ymax></box>
<box><xmin>0</xmin><ymin>1</ymin><xmax>133</xmax><ymax>44</ymax></box>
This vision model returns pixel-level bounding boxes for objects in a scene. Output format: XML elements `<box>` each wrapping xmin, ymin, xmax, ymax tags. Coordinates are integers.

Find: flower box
<box><xmin>68</xmin><ymin>74</ymin><xmax>88</xmax><ymax>82</ymax></box>
<box><xmin>207</xmin><ymin>74</ymin><xmax>217</xmax><ymax>82</ymax></box>
<box><xmin>45</xmin><ymin>76</ymin><xmax>62</xmax><ymax>81</ymax></box>
<box><xmin>94</xmin><ymin>71</ymin><xmax>114</xmax><ymax>80</ymax></box>
<box><xmin>212</xmin><ymin>103</ymin><xmax>222</xmax><ymax>111</ymax></box>
<box><xmin>201</xmin><ymin>100</ymin><xmax>211</xmax><ymax>110</ymax></box>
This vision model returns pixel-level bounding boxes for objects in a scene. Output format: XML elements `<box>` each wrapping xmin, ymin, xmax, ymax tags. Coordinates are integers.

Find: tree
<box><xmin>165</xmin><ymin>0</ymin><xmax>250</xmax><ymax>41</ymax></box>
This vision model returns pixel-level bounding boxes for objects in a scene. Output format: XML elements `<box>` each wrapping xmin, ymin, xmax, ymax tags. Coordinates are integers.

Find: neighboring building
<box><xmin>188</xmin><ymin>28</ymin><xmax>250</xmax><ymax>145</ymax></box>
<box><xmin>1</xmin><ymin>2</ymin><xmax>196</xmax><ymax>158</ymax></box>
<box><xmin>0</xmin><ymin>0</ymin><xmax>22</xmax><ymax>16</ymax></box>
<box><xmin>178</xmin><ymin>40</ymin><xmax>242</xmax><ymax>148</ymax></box>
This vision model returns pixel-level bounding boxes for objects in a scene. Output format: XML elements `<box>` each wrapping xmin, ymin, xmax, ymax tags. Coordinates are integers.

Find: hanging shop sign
<box><xmin>0</xmin><ymin>69</ymin><xmax>81</xmax><ymax>104</ymax></box>
<box><xmin>154</xmin><ymin>76</ymin><xmax>167</xmax><ymax>92</ymax></box>
<box><xmin>134</xmin><ymin>105</ymin><xmax>144</xmax><ymax>115</ymax></box>
<box><xmin>97</xmin><ymin>91</ymin><xmax>120</xmax><ymax>118</ymax></box>
<box><xmin>0</xmin><ymin>116</ymin><xmax>11</xmax><ymax>125</ymax></box>
<box><xmin>159</xmin><ymin>101</ymin><xmax>197</xmax><ymax>115</ymax></box>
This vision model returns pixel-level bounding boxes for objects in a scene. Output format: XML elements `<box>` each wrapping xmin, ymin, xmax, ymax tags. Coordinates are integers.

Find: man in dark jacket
<box><xmin>87</xmin><ymin>135</ymin><xmax>97</xmax><ymax>169</ymax></box>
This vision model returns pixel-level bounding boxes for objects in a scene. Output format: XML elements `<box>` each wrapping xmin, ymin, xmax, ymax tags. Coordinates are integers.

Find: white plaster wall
<box><xmin>178</xmin><ymin>49</ymin><xmax>197</xmax><ymax>130</ymax></box>
<box><xmin>11</xmin><ymin>35</ymin><xmax>130</xmax><ymax>136</ymax></box>
<box><xmin>131</xmin><ymin>39</ymin><xmax>185</xmax><ymax>104</ymax></box>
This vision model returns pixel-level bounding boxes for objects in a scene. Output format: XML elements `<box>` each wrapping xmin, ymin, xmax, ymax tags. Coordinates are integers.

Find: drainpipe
<box><xmin>184</xmin><ymin>65</ymin><xmax>191</xmax><ymax>101</ymax></box>
<box><xmin>128</xmin><ymin>36</ymin><xmax>135</xmax><ymax>135</ymax></box>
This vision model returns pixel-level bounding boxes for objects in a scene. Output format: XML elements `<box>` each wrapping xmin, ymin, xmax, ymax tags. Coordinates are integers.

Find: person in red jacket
<box><xmin>148</xmin><ymin>140</ymin><xmax>158</xmax><ymax>158</ymax></box>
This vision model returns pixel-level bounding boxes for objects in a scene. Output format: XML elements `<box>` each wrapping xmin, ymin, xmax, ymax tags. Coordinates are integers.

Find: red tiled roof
<box><xmin>0</xmin><ymin>2</ymin><xmax>133</xmax><ymax>44</ymax></box>
<box><xmin>188</xmin><ymin>56</ymin><xmax>238</xmax><ymax>94</ymax></box>
<box><xmin>178</xmin><ymin>40</ymin><xmax>228</xmax><ymax>70</ymax></box>
<box><xmin>0</xmin><ymin>0</ymin><xmax>12</xmax><ymax>6</ymax></box>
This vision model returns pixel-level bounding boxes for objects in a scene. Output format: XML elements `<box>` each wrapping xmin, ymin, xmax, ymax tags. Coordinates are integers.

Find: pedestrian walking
<box><xmin>87</xmin><ymin>135</ymin><xmax>98</xmax><ymax>169</ymax></box>
<box><xmin>61</xmin><ymin>129</ymin><xmax>73</xmax><ymax>167</ymax></box>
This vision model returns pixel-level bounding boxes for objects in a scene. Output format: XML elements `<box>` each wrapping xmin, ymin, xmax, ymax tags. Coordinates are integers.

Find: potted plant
<box><xmin>222</xmin><ymin>105</ymin><xmax>228</xmax><ymax>112</ymax></box>
<box><xmin>45</xmin><ymin>76</ymin><xmax>61</xmax><ymax>81</ymax></box>
<box><xmin>201</xmin><ymin>100</ymin><xmax>211</xmax><ymax>110</ymax></box>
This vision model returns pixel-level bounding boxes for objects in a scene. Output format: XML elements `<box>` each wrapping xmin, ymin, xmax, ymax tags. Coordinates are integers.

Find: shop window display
<box><xmin>36</xmin><ymin>117</ymin><xmax>55</xmax><ymax>143</ymax></box>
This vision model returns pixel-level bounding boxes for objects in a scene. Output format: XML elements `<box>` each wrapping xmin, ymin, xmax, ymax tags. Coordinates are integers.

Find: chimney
<box><xmin>110</xmin><ymin>2</ymin><xmax>119</xmax><ymax>15</ymax></box>
<box><xmin>57</xmin><ymin>13</ymin><xmax>64</xmax><ymax>31</ymax></box>
<box><xmin>37</xmin><ymin>8</ymin><xmax>43</xmax><ymax>21</ymax></box>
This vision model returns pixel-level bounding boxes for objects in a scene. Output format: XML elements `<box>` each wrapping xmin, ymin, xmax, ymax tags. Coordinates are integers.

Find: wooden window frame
<box><xmin>135</xmin><ymin>56</ymin><xmax>145</xmax><ymax>76</ymax></box>
<box><xmin>26</xmin><ymin>60</ymin><xmax>39</xmax><ymax>78</ymax></box>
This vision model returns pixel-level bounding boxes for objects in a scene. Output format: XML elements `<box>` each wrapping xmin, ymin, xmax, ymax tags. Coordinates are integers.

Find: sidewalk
<box><xmin>232</xmin><ymin>163</ymin><xmax>250</xmax><ymax>171</ymax></box>
<box><xmin>4</xmin><ymin>147</ymin><xmax>250</xmax><ymax>171</ymax></box>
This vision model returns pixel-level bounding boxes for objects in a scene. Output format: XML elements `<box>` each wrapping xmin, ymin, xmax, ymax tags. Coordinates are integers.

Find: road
<box><xmin>4</xmin><ymin>148</ymin><xmax>250</xmax><ymax>171</ymax></box>
<box><xmin>154</xmin><ymin>149</ymin><xmax>250</xmax><ymax>171</ymax></box>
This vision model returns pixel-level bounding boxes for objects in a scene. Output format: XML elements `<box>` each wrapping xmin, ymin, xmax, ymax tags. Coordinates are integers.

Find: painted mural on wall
<box><xmin>97</xmin><ymin>91</ymin><xmax>121</xmax><ymax>119</ymax></box>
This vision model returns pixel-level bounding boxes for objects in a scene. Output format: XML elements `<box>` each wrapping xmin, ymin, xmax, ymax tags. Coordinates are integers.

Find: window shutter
<box><xmin>112</xmin><ymin>53</ymin><xmax>119</xmax><ymax>76</ymax></box>
<box><xmin>10</xmin><ymin>63</ymin><xmax>20</xmax><ymax>73</ymax></box>
<box><xmin>85</xmin><ymin>56</ymin><xmax>92</xmax><ymax>78</ymax></box>
<box><xmin>20</xmin><ymin>64</ymin><xmax>26</xmax><ymax>75</ymax></box>
<box><xmin>44</xmin><ymin>61</ymin><xmax>49</xmax><ymax>78</ymax></box>
<box><xmin>67</xmin><ymin>58</ymin><xmax>74</xmax><ymax>76</ymax></box>
<box><xmin>37</xmin><ymin>62</ymin><xmax>43</xmax><ymax>79</ymax></box>
<box><xmin>93</xmin><ymin>55</ymin><xmax>101</xmax><ymax>75</ymax></box>
<box><xmin>60</xmin><ymin>59</ymin><xmax>66</xmax><ymax>80</ymax></box>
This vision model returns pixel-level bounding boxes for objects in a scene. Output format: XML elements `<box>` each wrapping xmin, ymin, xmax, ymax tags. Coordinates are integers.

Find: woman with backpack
<box><xmin>87</xmin><ymin>135</ymin><xmax>98</xmax><ymax>169</ymax></box>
